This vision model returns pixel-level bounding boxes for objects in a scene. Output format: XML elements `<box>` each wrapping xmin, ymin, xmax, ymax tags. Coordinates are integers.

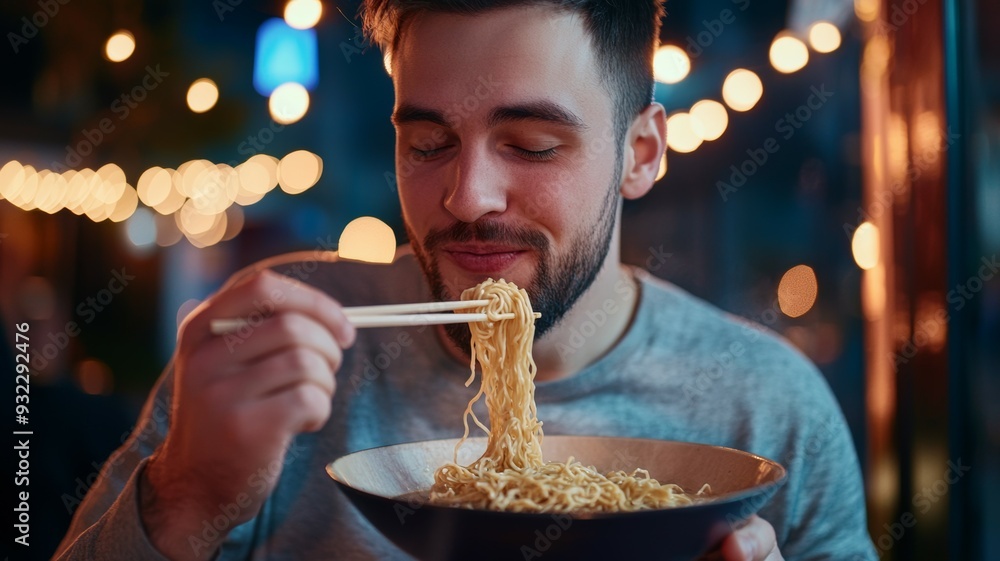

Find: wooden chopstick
<box><xmin>207</xmin><ymin>299</ymin><xmax>539</xmax><ymax>335</ymax></box>
<box><xmin>347</xmin><ymin>312</ymin><xmax>513</xmax><ymax>329</ymax></box>
<box><xmin>341</xmin><ymin>299</ymin><xmax>490</xmax><ymax>317</ymax></box>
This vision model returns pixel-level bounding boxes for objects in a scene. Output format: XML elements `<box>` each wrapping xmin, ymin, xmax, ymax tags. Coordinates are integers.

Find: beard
<box><xmin>407</xmin><ymin>183</ymin><xmax>619</xmax><ymax>353</ymax></box>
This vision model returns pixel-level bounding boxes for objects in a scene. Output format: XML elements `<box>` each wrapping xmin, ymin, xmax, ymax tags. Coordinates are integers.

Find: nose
<box><xmin>443</xmin><ymin>144</ymin><xmax>507</xmax><ymax>223</ymax></box>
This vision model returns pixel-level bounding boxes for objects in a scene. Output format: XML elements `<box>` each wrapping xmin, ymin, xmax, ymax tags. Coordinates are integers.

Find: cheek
<box><xmin>514</xmin><ymin>152</ymin><xmax>612</xmax><ymax>224</ymax></box>
<box><xmin>396</xmin><ymin>157</ymin><xmax>439</xmax><ymax>231</ymax></box>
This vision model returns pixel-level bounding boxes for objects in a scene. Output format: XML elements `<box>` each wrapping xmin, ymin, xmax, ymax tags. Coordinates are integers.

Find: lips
<box><xmin>442</xmin><ymin>245</ymin><xmax>527</xmax><ymax>274</ymax></box>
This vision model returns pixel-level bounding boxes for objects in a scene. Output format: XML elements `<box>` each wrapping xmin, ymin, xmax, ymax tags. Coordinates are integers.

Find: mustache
<box><xmin>423</xmin><ymin>220</ymin><xmax>549</xmax><ymax>253</ymax></box>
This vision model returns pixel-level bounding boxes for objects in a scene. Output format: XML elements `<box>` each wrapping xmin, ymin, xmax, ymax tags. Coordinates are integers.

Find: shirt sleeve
<box><xmin>53</xmin><ymin>365</ymin><xmax>176</xmax><ymax>560</ymax></box>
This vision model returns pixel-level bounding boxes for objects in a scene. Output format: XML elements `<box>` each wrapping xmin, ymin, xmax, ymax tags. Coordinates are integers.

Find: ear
<box><xmin>619</xmin><ymin>102</ymin><xmax>667</xmax><ymax>200</ymax></box>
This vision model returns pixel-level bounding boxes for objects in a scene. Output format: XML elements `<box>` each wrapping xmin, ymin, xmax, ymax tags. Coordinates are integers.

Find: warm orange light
<box><xmin>689</xmin><ymin>99</ymin><xmax>728</xmax><ymax>141</ymax></box>
<box><xmin>105</xmin><ymin>30</ymin><xmax>135</xmax><ymax>62</ymax></box>
<box><xmin>852</xmin><ymin>222</ymin><xmax>880</xmax><ymax>270</ymax></box>
<box><xmin>778</xmin><ymin>265</ymin><xmax>819</xmax><ymax>318</ymax></box>
<box><xmin>339</xmin><ymin>217</ymin><xmax>396</xmax><ymax>263</ymax></box>
<box><xmin>277</xmin><ymin>150</ymin><xmax>322</xmax><ymax>194</ymax></box>
<box><xmin>75</xmin><ymin>359</ymin><xmax>114</xmax><ymax>395</ymax></box>
<box><xmin>770</xmin><ymin>33</ymin><xmax>809</xmax><ymax>74</ymax></box>
<box><xmin>722</xmin><ymin>69</ymin><xmax>763</xmax><ymax>112</ymax></box>
<box><xmin>284</xmin><ymin>0</ymin><xmax>323</xmax><ymax>30</ymax></box>
<box><xmin>187</xmin><ymin>78</ymin><xmax>220</xmax><ymax>113</ymax></box>
<box><xmin>268</xmin><ymin>83</ymin><xmax>310</xmax><ymax>125</ymax></box>
<box><xmin>854</xmin><ymin>0</ymin><xmax>878</xmax><ymax>22</ymax></box>
<box><xmin>808</xmin><ymin>21</ymin><xmax>842</xmax><ymax>53</ymax></box>
<box><xmin>666</xmin><ymin>112</ymin><xmax>702</xmax><ymax>153</ymax></box>
<box><xmin>652</xmin><ymin>45</ymin><xmax>690</xmax><ymax>84</ymax></box>
<box><xmin>108</xmin><ymin>185</ymin><xmax>139</xmax><ymax>223</ymax></box>
<box><xmin>0</xmin><ymin>160</ymin><xmax>25</xmax><ymax>201</ymax></box>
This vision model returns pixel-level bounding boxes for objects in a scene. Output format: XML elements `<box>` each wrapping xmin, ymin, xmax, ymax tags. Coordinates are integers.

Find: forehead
<box><xmin>392</xmin><ymin>6</ymin><xmax>611</xmax><ymax>126</ymax></box>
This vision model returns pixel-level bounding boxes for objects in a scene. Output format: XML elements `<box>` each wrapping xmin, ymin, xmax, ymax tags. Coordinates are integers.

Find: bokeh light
<box><xmin>652</xmin><ymin>45</ymin><xmax>690</xmax><ymax>84</ymax></box>
<box><xmin>852</xmin><ymin>222</ymin><xmax>880</xmax><ymax>270</ymax></box>
<box><xmin>104</xmin><ymin>30</ymin><xmax>135</xmax><ymax>62</ymax></box>
<box><xmin>722</xmin><ymin>69</ymin><xmax>763</xmax><ymax>112</ymax></box>
<box><xmin>339</xmin><ymin>217</ymin><xmax>396</xmax><ymax>264</ymax></box>
<box><xmin>277</xmin><ymin>150</ymin><xmax>322</xmax><ymax>194</ymax></box>
<box><xmin>284</xmin><ymin>0</ymin><xmax>323</xmax><ymax>30</ymax></box>
<box><xmin>178</xmin><ymin>198</ymin><xmax>219</xmax><ymax>235</ymax></box>
<box><xmin>268</xmin><ymin>82</ymin><xmax>310</xmax><ymax>124</ymax></box>
<box><xmin>75</xmin><ymin>359</ymin><xmax>114</xmax><ymax>395</ymax></box>
<box><xmin>854</xmin><ymin>0</ymin><xmax>879</xmax><ymax>22</ymax></box>
<box><xmin>187</xmin><ymin>78</ymin><xmax>220</xmax><ymax>113</ymax></box>
<box><xmin>666</xmin><ymin>112</ymin><xmax>702</xmax><ymax>153</ymax></box>
<box><xmin>689</xmin><ymin>99</ymin><xmax>729</xmax><ymax>141</ymax></box>
<box><xmin>808</xmin><ymin>22</ymin><xmax>842</xmax><ymax>54</ymax></box>
<box><xmin>770</xmin><ymin>34</ymin><xmax>810</xmax><ymax>74</ymax></box>
<box><xmin>108</xmin><ymin>184</ymin><xmax>139</xmax><ymax>223</ymax></box>
<box><xmin>0</xmin><ymin>160</ymin><xmax>25</xmax><ymax>200</ymax></box>
<box><xmin>778</xmin><ymin>264</ymin><xmax>819</xmax><ymax>318</ymax></box>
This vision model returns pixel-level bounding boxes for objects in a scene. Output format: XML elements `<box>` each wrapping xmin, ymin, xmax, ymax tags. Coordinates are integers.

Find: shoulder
<box><xmin>633</xmin><ymin>268</ymin><xmax>840</xmax><ymax>436</ymax></box>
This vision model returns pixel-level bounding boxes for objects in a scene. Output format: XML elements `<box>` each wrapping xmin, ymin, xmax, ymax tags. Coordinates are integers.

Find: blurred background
<box><xmin>1</xmin><ymin>0</ymin><xmax>997</xmax><ymax>559</ymax></box>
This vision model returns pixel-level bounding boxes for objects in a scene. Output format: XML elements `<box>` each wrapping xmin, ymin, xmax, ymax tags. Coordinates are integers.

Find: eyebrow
<box><xmin>391</xmin><ymin>100</ymin><xmax>587</xmax><ymax>131</ymax></box>
<box><xmin>486</xmin><ymin>101</ymin><xmax>587</xmax><ymax>131</ymax></box>
<box><xmin>391</xmin><ymin>104</ymin><xmax>449</xmax><ymax>127</ymax></box>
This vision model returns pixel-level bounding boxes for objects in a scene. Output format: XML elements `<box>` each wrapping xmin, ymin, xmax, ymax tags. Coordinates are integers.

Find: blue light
<box><xmin>253</xmin><ymin>18</ymin><xmax>318</xmax><ymax>96</ymax></box>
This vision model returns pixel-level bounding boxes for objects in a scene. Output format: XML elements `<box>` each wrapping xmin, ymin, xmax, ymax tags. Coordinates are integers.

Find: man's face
<box><xmin>392</xmin><ymin>6</ymin><xmax>622</xmax><ymax>348</ymax></box>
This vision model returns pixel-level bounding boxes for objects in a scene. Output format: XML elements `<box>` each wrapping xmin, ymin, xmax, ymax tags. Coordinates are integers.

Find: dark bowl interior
<box><xmin>327</xmin><ymin>435</ymin><xmax>786</xmax><ymax>561</ymax></box>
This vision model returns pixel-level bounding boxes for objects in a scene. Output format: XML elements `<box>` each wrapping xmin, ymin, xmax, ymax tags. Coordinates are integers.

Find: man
<box><xmin>56</xmin><ymin>1</ymin><xmax>877</xmax><ymax>559</ymax></box>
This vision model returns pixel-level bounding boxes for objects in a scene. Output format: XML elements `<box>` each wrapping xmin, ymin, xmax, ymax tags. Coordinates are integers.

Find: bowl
<box><xmin>327</xmin><ymin>435</ymin><xmax>786</xmax><ymax>561</ymax></box>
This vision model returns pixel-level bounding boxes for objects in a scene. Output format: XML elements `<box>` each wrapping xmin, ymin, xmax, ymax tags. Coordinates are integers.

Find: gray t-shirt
<box><xmin>55</xmin><ymin>252</ymin><xmax>877</xmax><ymax>560</ymax></box>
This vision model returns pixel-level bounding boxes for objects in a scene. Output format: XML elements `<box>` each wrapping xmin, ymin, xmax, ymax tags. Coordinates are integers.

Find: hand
<box><xmin>702</xmin><ymin>515</ymin><xmax>783</xmax><ymax>561</ymax></box>
<box><xmin>140</xmin><ymin>270</ymin><xmax>356</xmax><ymax>560</ymax></box>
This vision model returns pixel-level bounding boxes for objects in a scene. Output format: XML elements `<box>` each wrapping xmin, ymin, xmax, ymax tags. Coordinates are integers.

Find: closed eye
<box><xmin>410</xmin><ymin>145</ymin><xmax>453</xmax><ymax>161</ymax></box>
<box><xmin>511</xmin><ymin>146</ymin><xmax>558</xmax><ymax>162</ymax></box>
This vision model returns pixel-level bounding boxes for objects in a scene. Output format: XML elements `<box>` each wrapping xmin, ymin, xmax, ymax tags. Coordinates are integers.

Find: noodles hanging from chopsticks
<box><xmin>429</xmin><ymin>278</ymin><xmax>705</xmax><ymax>513</ymax></box>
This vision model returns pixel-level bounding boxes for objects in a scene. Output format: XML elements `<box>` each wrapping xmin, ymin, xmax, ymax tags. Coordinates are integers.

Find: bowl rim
<box><xmin>326</xmin><ymin>434</ymin><xmax>788</xmax><ymax>520</ymax></box>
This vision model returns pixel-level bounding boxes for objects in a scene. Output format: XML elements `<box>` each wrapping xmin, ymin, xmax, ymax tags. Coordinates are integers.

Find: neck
<box><xmin>436</xmin><ymin>226</ymin><xmax>640</xmax><ymax>383</ymax></box>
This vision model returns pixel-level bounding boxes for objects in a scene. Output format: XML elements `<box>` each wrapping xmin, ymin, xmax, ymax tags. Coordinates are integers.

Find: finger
<box><xmin>223</xmin><ymin>312</ymin><xmax>344</xmax><ymax>373</ymax></box>
<box><xmin>719</xmin><ymin>516</ymin><xmax>778</xmax><ymax>561</ymax></box>
<box><xmin>212</xmin><ymin>346</ymin><xmax>337</xmax><ymax>402</ymax></box>
<box><xmin>257</xmin><ymin>380</ymin><xmax>334</xmax><ymax>434</ymax></box>
<box><xmin>180</xmin><ymin>270</ymin><xmax>356</xmax><ymax>353</ymax></box>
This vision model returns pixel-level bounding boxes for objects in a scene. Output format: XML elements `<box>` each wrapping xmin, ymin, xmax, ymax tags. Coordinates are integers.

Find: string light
<box><xmin>722</xmin><ymin>69</ymin><xmax>763</xmax><ymax>112</ymax></box>
<box><xmin>104</xmin><ymin>30</ymin><xmax>135</xmax><ymax>62</ymax></box>
<box><xmin>666</xmin><ymin>112</ymin><xmax>702</xmax><ymax>153</ymax></box>
<box><xmin>808</xmin><ymin>22</ymin><xmax>842</xmax><ymax>53</ymax></box>
<box><xmin>277</xmin><ymin>150</ymin><xmax>322</xmax><ymax>194</ymax></box>
<box><xmin>689</xmin><ymin>99</ymin><xmax>729</xmax><ymax>141</ymax></box>
<box><xmin>268</xmin><ymin>82</ymin><xmax>310</xmax><ymax>125</ymax></box>
<box><xmin>0</xmin><ymin>148</ymin><xmax>320</xmax><ymax>248</ymax></box>
<box><xmin>769</xmin><ymin>33</ymin><xmax>809</xmax><ymax>74</ymax></box>
<box><xmin>187</xmin><ymin>79</ymin><xmax>220</xmax><ymax>113</ymax></box>
<box><xmin>652</xmin><ymin>45</ymin><xmax>691</xmax><ymax>84</ymax></box>
<box><xmin>283</xmin><ymin>0</ymin><xmax>323</xmax><ymax>30</ymax></box>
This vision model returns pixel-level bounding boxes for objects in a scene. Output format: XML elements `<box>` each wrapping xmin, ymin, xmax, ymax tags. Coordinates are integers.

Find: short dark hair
<box><xmin>360</xmin><ymin>0</ymin><xmax>665</xmax><ymax>141</ymax></box>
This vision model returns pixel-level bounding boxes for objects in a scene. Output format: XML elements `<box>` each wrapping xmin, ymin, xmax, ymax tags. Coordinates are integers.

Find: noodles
<box><xmin>429</xmin><ymin>278</ymin><xmax>706</xmax><ymax>513</ymax></box>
